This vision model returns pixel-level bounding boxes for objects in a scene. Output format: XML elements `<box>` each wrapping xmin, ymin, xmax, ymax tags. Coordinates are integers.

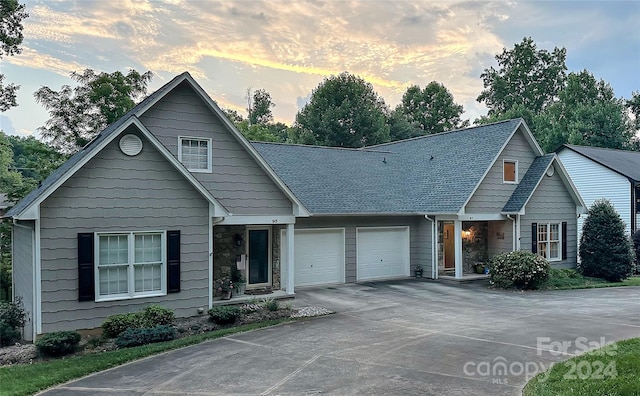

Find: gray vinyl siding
<box><xmin>487</xmin><ymin>220</ymin><xmax>514</xmax><ymax>258</ymax></box>
<box><xmin>139</xmin><ymin>82</ymin><xmax>293</xmax><ymax>216</ymax></box>
<box><xmin>12</xmin><ymin>221</ymin><xmax>35</xmax><ymax>341</ymax></box>
<box><xmin>466</xmin><ymin>128</ymin><xmax>537</xmax><ymax>213</ymax></box>
<box><xmin>520</xmin><ymin>170</ymin><xmax>578</xmax><ymax>267</ymax></box>
<box><xmin>295</xmin><ymin>216</ymin><xmax>432</xmax><ymax>281</ymax></box>
<box><xmin>38</xmin><ymin>129</ymin><xmax>210</xmax><ymax>334</ymax></box>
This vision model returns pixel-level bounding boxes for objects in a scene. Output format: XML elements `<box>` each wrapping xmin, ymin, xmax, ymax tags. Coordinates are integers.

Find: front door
<box><xmin>444</xmin><ymin>223</ymin><xmax>455</xmax><ymax>269</ymax></box>
<box><xmin>247</xmin><ymin>228</ymin><xmax>270</xmax><ymax>285</ymax></box>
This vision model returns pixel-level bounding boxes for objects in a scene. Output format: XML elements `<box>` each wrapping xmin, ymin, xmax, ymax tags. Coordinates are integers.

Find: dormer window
<box><xmin>178</xmin><ymin>137</ymin><xmax>211</xmax><ymax>173</ymax></box>
<box><xmin>503</xmin><ymin>160</ymin><xmax>517</xmax><ymax>183</ymax></box>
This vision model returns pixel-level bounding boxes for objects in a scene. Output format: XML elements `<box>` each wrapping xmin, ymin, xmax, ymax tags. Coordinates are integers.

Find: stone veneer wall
<box><xmin>213</xmin><ymin>225</ymin><xmax>245</xmax><ymax>296</ymax></box>
<box><xmin>213</xmin><ymin>225</ymin><xmax>284</xmax><ymax>293</ymax></box>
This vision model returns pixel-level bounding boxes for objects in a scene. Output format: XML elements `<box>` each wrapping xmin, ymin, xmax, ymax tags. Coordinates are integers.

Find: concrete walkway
<box><xmin>41</xmin><ymin>280</ymin><xmax>640</xmax><ymax>395</ymax></box>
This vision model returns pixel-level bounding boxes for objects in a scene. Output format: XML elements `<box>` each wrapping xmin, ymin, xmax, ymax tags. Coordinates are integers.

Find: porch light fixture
<box><xmin>462</xmin><ymin>230</ymin><xmax>472</xmax><ymax>240</ymax></box>
<box><xmin>234</xmin><ymin>234</ymin><xmax>243</xmax><ymax>247</ymax></box>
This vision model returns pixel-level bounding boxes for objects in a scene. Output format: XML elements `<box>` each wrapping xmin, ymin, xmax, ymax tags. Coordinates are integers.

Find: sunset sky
<box><xmin>1</xmin><ymin>0</ymin><xmax>639</xmax><ymax>138</ymax></box>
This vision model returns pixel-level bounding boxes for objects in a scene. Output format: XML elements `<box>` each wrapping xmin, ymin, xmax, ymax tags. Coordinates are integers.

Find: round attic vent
<box><xmin>546</xmin><ymin>165</ymin><xmax>555</xmax><ymax>177</ymax></box>
<box><xmin>119</xmin><ymin>134</ymin><xmax>143</xmax><ymax>156</ymax></box>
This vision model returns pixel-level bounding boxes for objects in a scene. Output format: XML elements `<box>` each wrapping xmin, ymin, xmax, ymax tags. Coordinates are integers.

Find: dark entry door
<box><xmin>248</xmin><ymin>229</ymin><xmax>269</xmax><ymax>285</ymax></box>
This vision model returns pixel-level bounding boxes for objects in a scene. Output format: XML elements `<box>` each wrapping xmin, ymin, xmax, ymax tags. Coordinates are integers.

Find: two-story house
<box><xmin>5</xmin><ymin>72</ymin><xmax>584</xmax><ymax>340</ymax></box>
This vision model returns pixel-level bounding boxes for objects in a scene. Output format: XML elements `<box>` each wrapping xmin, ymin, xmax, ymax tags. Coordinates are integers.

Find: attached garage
<box><xmin>282</xmin><ymin>228</ymin><xmax>345</xmax><ymax>287</ymax></box>
<box><xmin>357</xmin><ymin>227</ymin><xmax>410</xmax><ymax>281</ymax></box>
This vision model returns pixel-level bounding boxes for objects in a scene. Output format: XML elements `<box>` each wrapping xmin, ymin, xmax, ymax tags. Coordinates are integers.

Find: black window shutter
<box><xmin>562</xmin><ymin>222</ymin><xmax>568</xmax><ymax>260</ymax></box>
<box><xmin>531</xmin><ymin>223</ymin><xmax>538</xmax><ymax>253</ymax></box>
<box><xmin>78</xmin><ymin>233</ymin><xmax>95</xmax><ymax>301</ymax></box>
<box><xmin>167</xmin><ymin>230</ymin><xmax>181</xmax><ymax>293</ymax></box>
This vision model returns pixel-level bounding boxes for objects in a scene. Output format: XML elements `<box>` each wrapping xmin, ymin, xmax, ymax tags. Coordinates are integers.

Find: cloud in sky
<box><xmin>3</xmin><ymin>0</ymin><xmax>639</xmax><ymax>138</ymax></box>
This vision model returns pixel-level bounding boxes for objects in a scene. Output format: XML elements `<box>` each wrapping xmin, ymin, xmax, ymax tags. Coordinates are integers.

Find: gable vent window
<box><xmin>119</xmin><ymin>134</ymin><xmax>143</xmax><ymax>156</ymax></box>
<box><xmin>503</xmin><ymin>160</ymin><xmax>518</xmax><ymax>183</ymax></box>
<box><xmin>178</xmin><ymin>137</ymin><xmax>212</xmax><ymax>172</ymax></box>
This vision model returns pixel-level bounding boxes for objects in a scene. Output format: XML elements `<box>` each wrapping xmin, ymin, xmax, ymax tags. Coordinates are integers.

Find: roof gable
<box><xmin>557</xmin><ymin>144</ymin><xmax>640</xmax><ymax>182</ymax></box>
<box><xmin>6</xmin><ymin>117</ymin><xmax>228</xmax><ymax>219</ymax></box>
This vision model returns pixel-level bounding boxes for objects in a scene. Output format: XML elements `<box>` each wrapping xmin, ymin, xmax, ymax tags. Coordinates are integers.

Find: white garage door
<box><xmin>282</xmin><ymin>229</ymin><xmax>345</xmax><ymax>287</ymax></box>
<box><xmin>357</xmin><ymin>227</ymin><xmax>410</xmax><ymax>281</ymax></box>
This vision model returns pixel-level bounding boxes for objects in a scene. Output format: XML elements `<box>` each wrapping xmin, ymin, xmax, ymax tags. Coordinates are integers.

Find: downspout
<box><xmin>424</xmin><ymin>215</ymin><xmax>436</xmax><ymax>279</ymax></box>
<box><xmin>506</xmin><ymin>214</ymin><xmax>516</xmax><ymax>251</ymax></box>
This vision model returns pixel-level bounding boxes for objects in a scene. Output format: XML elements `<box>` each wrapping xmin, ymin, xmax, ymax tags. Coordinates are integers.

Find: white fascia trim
<box><xmin>12</xmin><ymin>117</ymin><xmax>228</xmax><ymax>220</ymax></box>
<box><xmin>219</xmin><ymin>215</ymin><xmax>296</xmax><ymax>225</ymax></box>
<box><xmin>134</xmin><ymin>73</ymin><xmax>310</xmax><ymax>218</ymax></box>
<box><xmin>518</xmin><ymin>121</ymin><xmax>545</xmax><ymax>156</ymax></box>
<box><xmin>34</xmin><ymin>215</ymin><xmax>41</xmax><ymax>336</ymax></box>
<box><xmin>457</xmin><ymin>213</ymin><xmax>507</xmax><ymax>221</ymax></box>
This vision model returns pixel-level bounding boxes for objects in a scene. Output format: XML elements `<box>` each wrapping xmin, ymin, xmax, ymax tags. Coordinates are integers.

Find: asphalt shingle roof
<box><xmin>559</xmin><ymin>145</ymin><xmax>640</xmax><ymax>182</ymax></box>
<box><xmin>502</xmin><ymin>154</ymin><xmax>555</xmax><ymax>213</ymax></box>
<box><xmin>254</xmin><ymin>119</ymin><xmax>523</xmax><ymax>214</ymax></box>
<box><xmin>5</xmin><ymin>72</ymin><xmax>191</xmax><ymax>218</ymax></box>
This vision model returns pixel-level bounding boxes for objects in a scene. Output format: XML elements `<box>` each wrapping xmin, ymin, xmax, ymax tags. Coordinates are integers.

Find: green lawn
<box><xmin>0</xmin><ymin>318</ymin><xmax>294</xmax><ymax>396</ymax></box>
<box><xmin>541</xmin><ymin>269</ymin><xmax>640</xmax><ymax>290</ymax></box>
<box><xmin>524</xmin><ymin>337</ymin><xmax>640</xmax><ymax>396</ymax></box>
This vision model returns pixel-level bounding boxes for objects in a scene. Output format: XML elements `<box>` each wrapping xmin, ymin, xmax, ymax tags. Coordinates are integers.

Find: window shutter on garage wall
<box><xmin>167</xmin><ymin>230</ymin><xmax>181</xmax><ymax>293</ymax></box>
<box><xmin>78</xmin><ymin>233</ymin><xmax>95</xmax><ymax>301</ymax></box>
<box><xmin>562</xmin><ymin>222</ymin><xmax>567</xmax><ymax>260</ymax></box>
<box><xmin>531</xmin><ymin>223</ymin><xmax>537</xmax><ymax>254</ymax></box>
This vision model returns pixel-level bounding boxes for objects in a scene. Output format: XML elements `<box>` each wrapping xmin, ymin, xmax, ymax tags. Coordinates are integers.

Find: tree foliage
<box><xmin>0</xmin><ymin>0</ymin><xmax>28</xmax><ymax>111</ymax></box>
<box><xmin>294</xmin><ymin>72</ymin><xmax>389</xmax><ymax>147</ymax></box>
<box><xmin>394</xmin><ymin>82</ymin><xmax>468</xmax><ymax>138</ymax></box>
<box><xmin>34</xmin><ymin>69</ymin><xmax>153</xmax><ymax>153</ymax></box>
<box><xmin>579</xmin><ymin>199</ymin><xmax>633</xmax><ymax>281</ymax></box>
<box><xmin>248</xmin><ymin>89</ymin><xmax>275</xmax><ymax>125</ymax></box>
<box><xmin>478</xmin><ymin>37</ymin><xmax>567</xmax><ymax>116</ymax></box>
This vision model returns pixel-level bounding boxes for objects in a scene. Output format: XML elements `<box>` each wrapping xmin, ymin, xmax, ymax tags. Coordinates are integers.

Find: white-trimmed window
<box><xmin>537</xmin><ymin>223</ymin><xmax>561</xmax><ymax>261</ymax></box>
<box><xmin>178</xmin><ymin>137</ymin><xmax>211</xmax><ymax>172</ymax></box>
<box><xmin>503</xmin><ymin>160</ymin><xmax>518</xmax><ymax>183</ymax></box>
<box><xmin>96</xmin><ymin>231</ymin><xmax>166</xmax><ymax>300</ymax></box>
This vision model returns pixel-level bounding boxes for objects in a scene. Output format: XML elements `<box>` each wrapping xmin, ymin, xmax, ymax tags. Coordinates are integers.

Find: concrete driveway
<box><xmin>42</xmin><ymin>280</ymin><xmax>640</xmax><ymax>395</ymax></box>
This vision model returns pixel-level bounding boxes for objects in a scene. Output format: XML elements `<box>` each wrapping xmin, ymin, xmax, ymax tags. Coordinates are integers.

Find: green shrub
<box><xmin>101</xmin><ymin>313</ymin><xmax>142</xmax><ymax>338</ymax></box>
<box><xmin>579</xmin><ymin>199</ymin><xmax>634</xmax><ymax>281</ymax></box>
<box><xmin>0</xmin><ymin>320</ymin><xmax>21</xmax><ymax>346</ymax></box>
<box><xmin>633</xmin><ymin>229</ymin><xmax>640</xmax><ymax>273</ymax></box>
<box><xmin>208</xmin><ymin>306</ymin><xmax>240</xmax><ymax>325</ymax></box>
<box><xmin>263</xmin><ymin>298</ymin><xmax>279</xmax><ymax>311</ymax></box>
<box><xmin>140</xmin><ymin>305</ymin><xmax>175</xmax><ymax>328</ymax></box>
<box><xmin>35</xmin><ymin>331</ymin><xmax>81</xmax><ymax>357</ymax></box>
<box><xmin>115</xmin><ymin>325</ymin><xmax>176</xmax><ymax>349</ymax></box>
<box><xmin>0</xmin><ymin>297</ymin><xmax>27</xmax><ymax>346</ymax></box>
<box><xmin>489</xmin><ymin>250</ymin><xmax>550</xmax><ymax>289</ymax></box>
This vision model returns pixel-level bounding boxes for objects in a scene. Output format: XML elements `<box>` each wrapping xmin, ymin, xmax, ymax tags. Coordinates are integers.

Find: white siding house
<box><xmin>557</xmin><ymin>145</ymin><xmax>640</xmax><ymax>245</ymax></box>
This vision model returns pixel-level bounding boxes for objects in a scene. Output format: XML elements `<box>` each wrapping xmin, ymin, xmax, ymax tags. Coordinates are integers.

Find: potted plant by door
<box><xmin>215</xmin><ymin>277</ymin><xmax>233</xmax><ymax>300</ymax></box>
<box><xmin>415</xmin><ymin>265</ymin><xmax>424</xmax><ymax>278</ymax></box>
<box><xmin>231</xmin><ymin>267</ymin><xmax>246</xmax><ymax>297</ymax></box>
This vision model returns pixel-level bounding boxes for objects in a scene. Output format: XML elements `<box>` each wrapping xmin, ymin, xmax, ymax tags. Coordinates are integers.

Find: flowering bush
<box><xmin>489</xmin><ymin>250</ymin><xmax>550</xmax><ymax>289</ymax></box>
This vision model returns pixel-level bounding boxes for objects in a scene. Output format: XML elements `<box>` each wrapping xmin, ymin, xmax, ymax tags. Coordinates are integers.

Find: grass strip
<box><xmin>0</xmin><ymin>318</ymin><xmax>294</xmax><ymax>396</ymax></box>
<box><xmin>524</xmin><ymin>337</ymin><xmax>640</xmax><ymax>396</ymax></box>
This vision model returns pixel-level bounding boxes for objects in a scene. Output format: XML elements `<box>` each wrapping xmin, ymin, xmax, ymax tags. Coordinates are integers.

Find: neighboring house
<box><xmin>557</xmin><ymin>144</ymin><xmax>640</xmax><ymax>241</ymax></box>
<box><xmin>5</xmin><ymin>72</ymin><xmax>585</xmax><ymax>340</ymax></box>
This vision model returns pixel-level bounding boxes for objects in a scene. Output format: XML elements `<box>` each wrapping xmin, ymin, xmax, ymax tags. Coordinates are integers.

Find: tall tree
<box><xmin>0</xmin><ymin>0</ymin><xmax>28</xmax><ymax>111</ymax></box>
<box><xmin>628</xmin><ymin>91</ymin><xmax>640</xmax><ymax>130</ymax></box>
<box><xmin>535</xmin><ymin>71</ymin><xmax>634</xmax><ymax>151</ymax></box>
<box><xmin>393</xmin><ymin>82</ymin><xmax>468</xmax><ymax>139</ymax></box>
<box><xmin>294</xmin><ymin>72</ymin><xmax>390</xmax><ymax>147</ymax></box>
<box><xmin>477</xmin><ymin>37</ymin><xmax>567</xmax><ymax>116</ymax></box>
<box><xmin>248</xmin><ymin>89</ymin><xmax>275</xmax><ymax>125</ymax></box>
<box><xmin>34</xmin><ymin>69</ymin><xmax>153</xmax><ymax>153</ymax></box>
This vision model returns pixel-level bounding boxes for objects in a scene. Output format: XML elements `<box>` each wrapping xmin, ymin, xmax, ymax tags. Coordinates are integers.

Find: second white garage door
<box><xmin>357</xmin><ymin>227</ymin><xmax>410</xmax><ymax>281</ymax></box>
<box><xmin>288</xmin><ymin>229</ymin><xmax>345</xmax><ymax>287</ymax></box>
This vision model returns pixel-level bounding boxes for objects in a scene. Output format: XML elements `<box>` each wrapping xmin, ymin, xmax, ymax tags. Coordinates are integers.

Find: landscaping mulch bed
<box><xmin>0</xmin><ymin>304</ymin><xmax>332</xmax><ymax>367</ymax></box>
